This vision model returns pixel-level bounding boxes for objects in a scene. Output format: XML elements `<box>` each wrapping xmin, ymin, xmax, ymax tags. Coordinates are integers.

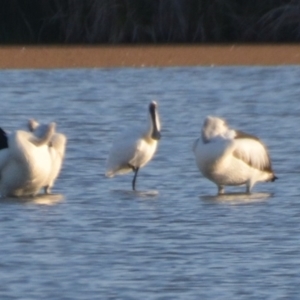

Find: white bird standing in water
<box><xmin>28</xmin><ymin>119</ymin><xmax>67</xmax><ymax>194</ymax></box>
<box><xmin>106</xmin><ymin>101</ymin><xmax>161</xmax><ymax>190</ymax></box>
<box><xmin>0</xmin><ymin>122</ymin><xmax>56</xmax><ymax>197</ymax></box>
<box><xmin>193</xmin><ymin>116</ymin><xmax>277</xmax><ymax>194</ymax></box>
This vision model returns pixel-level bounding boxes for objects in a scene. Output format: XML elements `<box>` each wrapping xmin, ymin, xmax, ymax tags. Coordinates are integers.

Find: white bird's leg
<box><xmin>218</xmin><ymin>185</ymin><xmax>225</xmax><ymax>195</ymax></box>
<box><xmin>246</xmin><ymin>183</ymin><xmax>252</xmax><ymax>194</ymax></box>
<box><xmin>44</xmin><ymin>185</ymin><xmax>51</xmax><ymax>194</ymax></box>
<box><xmin>246</xmin><ymin>185</ymin><xmax>251</xmax><ymax>194</ymax></box>
<box><xmin>132</xmin><ymin>167</ymin><xmax>139</xmax><ymax>191</ymax></box>
<box><xmin>246</xmin><ymin>179</ymin><xmax>255</xmax><ymax>194</ymax></box>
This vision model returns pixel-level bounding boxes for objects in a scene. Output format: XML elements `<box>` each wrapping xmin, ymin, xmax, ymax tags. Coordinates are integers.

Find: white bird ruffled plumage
<box><xmin>193</xmin><ymin>116</ymin><xmax>277</xmax><ymax>194</ymax></box>
<box><xmin>28</xmin><ymin>119</ymin><xmax>67</xmax><ymax>194</ymax></box>
<box><xmin>0</xmin><ymin>122</ymin><xmax>55</xmax><ymax>197</ymax></box>
<box><xmin>0</xmin><ymin>120</ymin><xmax>66</xmax><ymax>197</ymax></box>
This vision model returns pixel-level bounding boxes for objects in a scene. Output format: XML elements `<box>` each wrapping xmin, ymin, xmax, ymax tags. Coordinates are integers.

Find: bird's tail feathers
<box><xmin>271</xmin><ymin>174</ymin><xmax>278</xmax><ymax>182</ymax></box>
<box><xmin>105</xmin><ymin>170</ymin><xmax>115</xmax><ymax>178</ymax></box>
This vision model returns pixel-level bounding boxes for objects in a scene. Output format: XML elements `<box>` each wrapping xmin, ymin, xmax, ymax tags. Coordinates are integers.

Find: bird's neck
<box><xmin>145</xmin><ymin>110</ymin><xmax>160</xmax><ymax>141</ymax></box>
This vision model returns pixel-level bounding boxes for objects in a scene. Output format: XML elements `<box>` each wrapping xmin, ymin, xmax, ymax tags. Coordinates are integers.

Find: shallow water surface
<box><xmin>0</xmin><ymin>67</ymin><xmax>299</xmax><ymax>299</ymax></box>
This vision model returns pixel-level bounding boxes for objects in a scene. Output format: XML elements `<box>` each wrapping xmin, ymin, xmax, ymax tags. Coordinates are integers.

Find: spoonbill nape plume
<box><xmin>106</xmin><ymin>101</ymin><xmax>161</xmax><ymax>190</ymax></box>
<box><xmin>193</xmin><ymin>116</ymin><xmax>277</xmax><ymax>194</ymax></box>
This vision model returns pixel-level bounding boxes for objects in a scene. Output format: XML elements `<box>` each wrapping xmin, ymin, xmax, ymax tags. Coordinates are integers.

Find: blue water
<box><xmin>0</xmin><ymin>67</ymin><xmax>299</xmax><ymax>299</ymax></box>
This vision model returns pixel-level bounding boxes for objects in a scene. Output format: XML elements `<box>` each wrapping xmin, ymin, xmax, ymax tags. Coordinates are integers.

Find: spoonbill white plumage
<box><xmin>193</xmin><ymin>116</ymin><xmax>277</xmax><ymax>194</ymax></box>
<box><xmin>28</xmin><ymin>119</ymin><xmax>67</xmax><ymax>194</ymax></box>
<box><xmin>0</xmin><ymin>122</ymin><xmax>56</xmax><ymax>197</ymax></box>
<box><xmin>106</xmin><ymin>101</ymin><xmax>161</xmax><ymax>190</ymax></box>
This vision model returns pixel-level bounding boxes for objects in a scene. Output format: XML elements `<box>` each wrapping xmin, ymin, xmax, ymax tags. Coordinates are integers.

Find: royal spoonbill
<box><xmin>28</xmin><ymin>119</ymin><xmax>67</xmax><ymax>194</ymax></box>
<box><xmin>0</xmin><ymin>122</ymin><xmax>56</xmax><ymax>197</ymax></box>
<box><xmin>193</xmin><ymin>116</ymin><xmax>277</xmax><ymax>194</ymax></box>
<box><xmin>106</xmin><ymin>101</ymin><xmax>161</xmax><ymax>190</ymax></box>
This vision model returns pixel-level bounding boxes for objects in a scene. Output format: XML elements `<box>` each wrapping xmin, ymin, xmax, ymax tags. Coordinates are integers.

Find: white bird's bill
<box><xmin>193</xmin><ymin>116</ymin><xmax>277</xmax><ymax>195</ymax></box>
<box><xmin>106</xmin><ymin>101</ymin><xmax>161</xmax><ymax>190</ymax></box>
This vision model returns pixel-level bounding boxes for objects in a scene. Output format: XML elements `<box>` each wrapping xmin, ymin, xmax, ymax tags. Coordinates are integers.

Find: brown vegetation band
<box><xmin>0</xmin><ymin>45</ymin><xmax>300</xmax><ymax>69</ymax></box>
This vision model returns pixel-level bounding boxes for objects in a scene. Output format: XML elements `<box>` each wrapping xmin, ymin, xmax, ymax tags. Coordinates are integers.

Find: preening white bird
<box><xmin>106</xmin><ymin>101</ymin><xmax>161</xmax><ymax>190</ymax></box>
<box><xmin>193</xmin><ymin>116</ymin><xmax>277</xmax><ymax>194</ymax></box>
<box><xmin>0</xmin><ymin>122</ymin><xmax>56</xmax><ymax>197</ymax></box>
<box><xmin>28</xmin><ymin>119</ymin><xmax>67</xmax><ymax>194</ymax></box>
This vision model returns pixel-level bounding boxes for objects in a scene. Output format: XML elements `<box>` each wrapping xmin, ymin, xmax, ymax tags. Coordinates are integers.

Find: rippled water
<box><xmin>0</xmin><ymin>67</ymin><xmax>299</xmax><ymax>299</ymax></box>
